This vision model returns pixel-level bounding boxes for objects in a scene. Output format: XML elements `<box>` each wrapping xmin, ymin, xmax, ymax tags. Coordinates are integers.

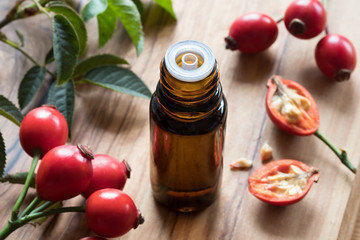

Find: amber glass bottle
<box><xmin>149</xmin><ymin>40</ymin><xmax>227</xmax><ymax>212</ymax></box>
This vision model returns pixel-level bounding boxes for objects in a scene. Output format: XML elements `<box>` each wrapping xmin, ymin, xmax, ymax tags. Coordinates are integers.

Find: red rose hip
<box><xmin>284</xmin><ymin>0</ymin><xmax>327</xmax><ymax>39</ymax></box>
<box><xmin>19</xmin><ymin>106</ymin><xmax>68</xmax><ymax>157</ymax></box>
<box><xmin>225</xmin><ymin>12</ymin><xmax>278</xmax><ymax>53</ymax></box>
<box><xmin>81</xmin><ymin>154</ymin><xmax>131</xmax><ymax>199</ymax></box>
<box><xmin>85</xmin><ymin>189</ymin><xmax>144</xmax><ymax>238</ymax></box>
<box><xmin>36</xmin><ymin>144</ymin><xmax>93</xmax><ymax>201</ymax></box>
<box><xmin>315</xmin><ymin>34</ymin><xmax>357</xmax><ymax>81</ymax></box>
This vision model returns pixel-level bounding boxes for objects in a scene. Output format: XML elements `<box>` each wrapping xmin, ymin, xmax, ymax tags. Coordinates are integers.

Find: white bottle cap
<box><xmin>165</xmin><ymin>40</ymin><xmax>215</xmax><ymax>82</ymax></box>
<box><xmin>181</xmin><ymin>53</ymin><xmax>198</xmax><ymax>70</ymax></box>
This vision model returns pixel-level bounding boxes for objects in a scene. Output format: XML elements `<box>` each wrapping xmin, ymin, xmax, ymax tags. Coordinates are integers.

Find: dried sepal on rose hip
<box><xmin>265</xmin><ymin>76</ymin><xmax>356</xmax><ymax>173</ymax></box>
<box><xmin>248</xmin><ymin>159</ymin><xmax>319</xmax><ymax>206</ymax></box>
<box><xmin>284</xmin><ymin>0</ymin><xmax>327</xmax><ymax>39</ymax></box>
<box><xmin>225</xmin><ymin>12</ymin><xmax>278</xmax><ymax>53</ymax></box>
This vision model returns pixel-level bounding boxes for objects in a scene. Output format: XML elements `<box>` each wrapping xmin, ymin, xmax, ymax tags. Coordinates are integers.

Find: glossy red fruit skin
<box><xmin>19</xmin><ymin>106</ymin><xmax>68</xmax><ymax>157</ymax></box>
<box><xmin>36</xmin><ymin>145</ymin><xmax>93</xmax><ymax>201</ymax></box>
<box><xmin>315</xmin><ymin>34</ymin><xmax>357</xmax><ymax>81</ymax></box>
<box><xmin>81</xmin><ymin>154</ymin><xmax>131</xmax><ymax>199</ymax></box>
<box><xmin>225</xmin><ymin>12</ymin><xmax>278</xmax><ymax>53</ymax></box>
<box><xmin>284</xmin><ymin>0</ymin><xmax>327</xmax><ymax>39</ymax></box>
<box><xmin>85</xmin><ymin>189</ymin><xmax>143</xmax><ymax>238</ymax></box>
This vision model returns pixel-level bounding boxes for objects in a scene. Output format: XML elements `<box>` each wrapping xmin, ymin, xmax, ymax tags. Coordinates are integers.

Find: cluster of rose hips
<box><xmin>18</xmin><ymin>106</ymin><xmax>144</xmax><ymax>239</ymax></box>
<box><xmin>225</xmin><ymin>0</ymin><xmax>357</xmax><ymax>82</ymax></box>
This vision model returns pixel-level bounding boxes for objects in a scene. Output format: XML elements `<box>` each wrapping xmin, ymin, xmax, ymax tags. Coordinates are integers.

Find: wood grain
<box><xmin>1</xmin><ymin>0</ymin><xmax>360</xmax><ymax>239</ymax></box>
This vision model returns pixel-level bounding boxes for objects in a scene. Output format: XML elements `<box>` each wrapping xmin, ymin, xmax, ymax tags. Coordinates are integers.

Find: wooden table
<box><xmin>1</xmin><ymin>0</ymin><xmax>360</xmax><ymax>239</ymax></box>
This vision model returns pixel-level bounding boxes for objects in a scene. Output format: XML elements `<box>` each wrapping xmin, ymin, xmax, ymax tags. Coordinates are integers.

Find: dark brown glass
<box><xmin>149</xmin><ymin>56</ymin><xmax>227</xmax><ymax>212</ymax></box>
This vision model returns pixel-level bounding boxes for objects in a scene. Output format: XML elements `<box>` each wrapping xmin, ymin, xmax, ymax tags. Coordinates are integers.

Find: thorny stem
<box><xmin>314</xmin><ymin>130</ymin><xmax>357</xmax><ymax>174</ymax></box>
<box><xmin>11</xmin><ymin>150</ymin><xmax>40</xmax><ymax>221</ymax></box>
<box><xmin>0</xmin><ymin>32</ymin><xmax>56</xmax><ymax>78</ymax></box>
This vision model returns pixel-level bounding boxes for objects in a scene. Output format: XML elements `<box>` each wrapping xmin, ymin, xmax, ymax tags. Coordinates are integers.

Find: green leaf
<box><xmin>0</xmin><ymin>172</ymin><xmax>35</xmax><ymax>188</ymax></box>
<box><xmin>97</xmin><ymin>6</ymin><xmax>117</xmax><ymax>48</ymax></box>
<box><xmin>52</xmin><ymin>14</ymin><xmax>80</xmax><ymax>85</ymax></box>
<box><xmin>48</xmin><ymin>1</ymin><xmax>88</xmax><ymax>56</ymax></box>
<box><xmin>18</xmin><ymin>66</ymin><xmax>46</xmax><ymax>110</ymax></box>
<box><xmin>108</xmin><ymin>0</ymin><xmax>144</xmax><ymax>55</ymax></box>
<box><xmin>73</xmin><ymin>54</ymin><xmax>129</xmax><ymax>78</ymax></box>
<box><xmin>15</xmin><ymin>30</ymin><xmax>24</xmax><ymax>47</ymax></box>
<box><xmin>44</xmin><ymin>48</ymin><xmax>54</xmax><ymax>65</ymax></box>
<box><xmin>84</xmin><ymin>66</ymin><xmax>152</xmax><ymax>99</ymax></box>
<box><xmin>0</xmin><ymin>95</ymin><xmax>24</xmax><ymax>126</ymax></box>
<box><xmin>48</xmin><ymin>80</ymin><xmax>75</xmax><ymax>138</ymax></box>
<box><xmin>131</xmin><ymin>0</ymin><xmax>144</xmax><ymax>20</ymax></box>
<box><xmin>81</xmin><ymin>0</ymin><xmax>108</xmax><ymax>22</ymax></box>
<box><xmin>0</xmin><ymin>132</ymin><xmax>5</xmax><ymax>178</ymax></box>
<box><xmin>73</xmin><ymin>54</ymin><xmax>128</xmax><ymax>78</ymax></box>
<box><xmin>153</xmin><ymin>0</ymin><xmax>176</xmax><ymax>19</ymax></box>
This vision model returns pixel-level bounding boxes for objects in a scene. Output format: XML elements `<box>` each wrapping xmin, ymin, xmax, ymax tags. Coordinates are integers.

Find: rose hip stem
<box><xmin>320</xmin><ymin>0</ymin><xmax>329</xmax><ymax>35</ymax></box>
<box><xmin>11</xmin><ymin>149</ymin><xmax>41</xmax><ymax>221</ymax></box>
<box><xmin>314</xmin><ymin>130</ymin><xmax>357</xmax><ymax>173</ymax></box>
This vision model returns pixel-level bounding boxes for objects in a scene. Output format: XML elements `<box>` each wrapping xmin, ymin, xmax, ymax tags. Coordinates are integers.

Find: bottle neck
<box><xmin>156</xmin><ymin>59</ymin><xmax>223</xmax><ymax>122</ymax></box>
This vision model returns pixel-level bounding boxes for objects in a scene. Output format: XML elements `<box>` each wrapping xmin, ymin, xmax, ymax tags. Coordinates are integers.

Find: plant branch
<box><xmin>276</xmin><ymin>17</ymin><xmax>284</xmax><ymax>24</ymax></box>
<box><xmin>26</xmin><ymin>206</ymin><xmax>86</xmax><ymax>222</ymax></box>
<box><xmin>0</xmin><ymin>0</ymin><xmax>24</xmax><ymax>29</ymax></box>
<box><xmin>31</xmin><ymin>200</ymin><xmax>59</xmax><ymax>214</ymax></box>
<box><xmin>314</xmin><ymin>130</ymin><xmax>357</xmax><ymax>174</ymax></box>
<box><xmin>0</xmin><ymin>0</ymin><xmax>52</xmax><ymax>29</ymax></box>
<box><xmin>11</xmin><ymin>150</ymin><xmax>40</xmax><ymax>221</ymax></box>
<box><xmin>0</xmin><ymin>172</ymin><xmax>35</xmax><ymax>188</ymax></box>
<box><xmin>31</xmin><ymin>0</ymin><xmax>52</xmax><ymax>19</ymax></box>
<box><xmin>0</xmin><ymin>206</ymin><xmax>85</xmax><ymax>239</ymax></box>
<box><xmin>18</xmin><ymin>196</ymin><xmax>42</xmax><ymax>218</ymax></box>
<box><xmin>0</xmin><ymin>32</ymin><xmax>56</xmax><ymax>78</ymax></box>
<box><xmin>321</xmin><ymin>0</ymin><xmax>329</xmax><ymax>35</ymax></box>
<box><xmin>1</xmin><ymin>34</ymin><xmax>38</xmax><ymax>65</ymax></box>
<box><xmin>0</xmin><ymin>222</ymin><xmax>16</xmax><ymax>240</ymax></box>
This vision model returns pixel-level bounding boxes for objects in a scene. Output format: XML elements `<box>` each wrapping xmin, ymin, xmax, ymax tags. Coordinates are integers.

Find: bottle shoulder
<box><xmin>150</xmin><ymin>94</ymin><xmax>227</xmax><ymax>135</ymax></box>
